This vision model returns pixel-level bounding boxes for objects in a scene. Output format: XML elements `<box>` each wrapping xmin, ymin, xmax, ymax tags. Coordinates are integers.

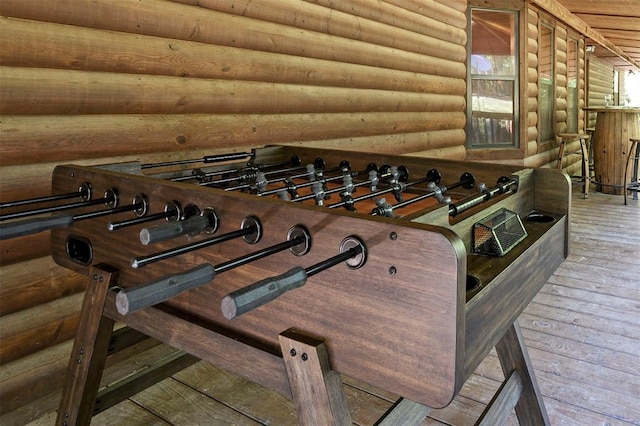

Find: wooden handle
<box><xmin>115</xmin><ymin>264</ymin><xmax>216</xmax><ymax>315</ymax></box>
<box><xmin>221</xmin><ymin>266</ymin><xmax>308</xmax><ymax>320</ymax></box>
<box><xmin>0</xmin><ymin>214</ymin><xmax>73</xmax><ymax>240</ymax></box>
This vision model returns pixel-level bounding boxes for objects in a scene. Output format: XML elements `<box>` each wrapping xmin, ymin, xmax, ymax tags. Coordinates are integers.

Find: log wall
<box><xmin>525</xmin><ymin>5</ymin><xmax>586</xmax><ymax>174</ymax></box>
<box><xmin>0</xmin><ymin>0</ymin><xmax>468</xmax><ymax>422</ymax></box>
<box><xmin>586</xmin><ymin>54</ymin><xmax>615</xmax><ymax>128</ymax></box>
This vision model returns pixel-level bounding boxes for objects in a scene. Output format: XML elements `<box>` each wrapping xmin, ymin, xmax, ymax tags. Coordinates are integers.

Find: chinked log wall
<box><xmin>525</xmin><ymin>5</ymin><xmax>586</xmax><ymax>174</ymax></box>
<box><xmin>0</xmin><ymin>0</ymin><xmax>468</xmax><ymax>421</ymax></box>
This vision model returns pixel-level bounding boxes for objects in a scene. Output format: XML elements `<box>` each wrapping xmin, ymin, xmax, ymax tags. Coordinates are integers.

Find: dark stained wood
<box><xmin>279</xmin><ymin>329</ymin><xmax>351</xmax><ymax>425</ymax></box>
<box><xmin>476</xmin><ymin>371</ymin><xmax>522</xmax><ymax>426</ymax></box>
<box><xmin>56</xmin><ymin>265</ymin><xmax>118</xmax><ymax>426</ymax></box>
<box><xmin>49</xmin><ymin>155</ymin><xmax>467</xmax><ymax>408</ymax></box>
<box><xmin>15</xmin><ymin>191</ymin><xmax>636</xmax><ymax>426</ymax></box>
<box><xmin>103</xmin><ymin>290</ymin><xmax>294</xmax><ymax>399</ymax></box>
<box><xmin>375</xmin><ymin>398</ymin><xmax>431</xmax><ymax>426</ymax></box>
<box><xmin>93</xmin><ymin>351</ymin><xmax>199</xmax><ymax>416</ymax></box>
<box><xmin>43</xmin><ymin>146</ymin><xmax>570</xmax><ymax>424</ymax></box>
<box><xmin>495</xmin><ymin>322</ymin><xmax>550</xmax><ymax>425</ymax></box>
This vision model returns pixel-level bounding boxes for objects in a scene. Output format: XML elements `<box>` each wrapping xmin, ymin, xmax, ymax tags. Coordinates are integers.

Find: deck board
<box><xmin>27</xmin><ymin>191</ymin><xmax>639</xmax><ymax>425</ymax></box>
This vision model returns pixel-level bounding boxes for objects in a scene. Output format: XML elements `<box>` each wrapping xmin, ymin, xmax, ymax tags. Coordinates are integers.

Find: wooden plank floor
<box><xmin>29</xmin><ymin>191</ymin><xmax>639</xmax><ymax>426</ymax></box>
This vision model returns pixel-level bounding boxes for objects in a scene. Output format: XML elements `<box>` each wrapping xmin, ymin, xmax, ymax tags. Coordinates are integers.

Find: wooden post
<box><xmin>56</xmin><ymin>264</ymin><xmax>118</xmax><ymax>426</ymax></box>
<box><xmin>495</xmin><ymin>321</ymin><xmax>550</xmax><ymax>426</ymax></box>
<box><xmin>279</xmin><ymin>329</ymin><xmax>351</xmax><ymax>426</ymax></box>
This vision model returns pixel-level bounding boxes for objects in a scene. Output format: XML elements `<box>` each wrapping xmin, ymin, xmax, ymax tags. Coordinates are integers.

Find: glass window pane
<box><xmin>567</xmin><ymin>39</ymin><xmax>578</xmax><ymax>133</ymax></box>
<box><xmin>539</xmin><ymin>24</ymin><xmax>554</xmax><ymax>142</ymax></box>
<box><xmin>469</xmin><ymin>9</ymin><xmax>517</xmax><ymax>148</ymax></box>
<box><xmin>471</xmin><ymin>80</ymin><xmax>515</xmax><ymax>145</ymax></box>
<box><xmin>470</xmin><ymin>10</ymin><xmax>516</xmax><ymax>76</ymax></box>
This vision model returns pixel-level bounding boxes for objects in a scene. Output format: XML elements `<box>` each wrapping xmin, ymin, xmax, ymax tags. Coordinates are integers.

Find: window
<box><xmin>567</xmin><ymin>38</ymin><xmax>578</xmax><ymax>133</ymax></box>
<box><xmin>539</xmin><ymin>24</ymin><xmax>554</xmax><ymax>143</ymax></box>
<box><xmin>468</xmin><ymin>9</ymin><xmax>518</xmax><ymax>148</ymax></box>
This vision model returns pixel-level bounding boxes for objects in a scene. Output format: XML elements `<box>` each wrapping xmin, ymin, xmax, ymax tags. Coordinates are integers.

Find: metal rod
<box><xmin>329</xmin><ymin>175</ymin><xmax>427</xmax><ymax>210</ymax></box>
<box><xmin>0</xmin><ymin>191</ymin><xmax>82</xmax><ymax>209</ymax></box>
<box><xmin>0</xmin><ymin>194</ymin><xmax>112</xmax><ymax>221</ymax></box>
<box><xmin>74</xmin><ymin>202</ymin><xmax>143</xmax><ymax>221</ymax></box>
<box><xmin>258</xmin><ymin>172</ymin><xmax>349</xmax><ymax>197</ymax></box>
<box><xmin>109</xmin><ymin>201</ymin><xmax>181</xmax><ymax>231</ymax></box>
<box><xmin>108</xmin><ymin>210</ymin><xmax>172</xmax><ymax>231</ymax></box>
<box><xmin>220</xmin><ymin>235</ymin><xmax>364</xmax><ymax>319</ymax></box>
<box><xmin>215</xmin><ymin>235</ymin><xmax>305</xmax><ymax>274</ymax></box>
<box><xmin>142</xmin><ymin>152</ymin><xmax>253</xmax><ymax>169</ymax></box>
<box><xmin>132</xmin><ymin>226</ymin><xmax>257</xmax><ymax>268</ymax></box>
<box><xmin>291</xmin><ymin>165</ymin><xmax>377</xmax><ymax>203</ymax></box>
<box><xmin>306</xmin><ymin>246</ymin><xmax>360</xmax><ymax>277</ymax></box>
<box><xmin>200</xmin><ymin>164</ymin><xmax>307</xmax><ymax>187</ymax></box>
<box><xmin>0</xmin><ymin>197</ymin><xmax>142</xmax><ymax>240</ymax></box>
<box><xmin>372</xmin><ymin>172</ymin><xmax>474</xmax><ymax>216</ymax></box>
<box><xmin>448</xmin><ymin>177</ymin><xmax>517</xmax><ymax>216</ymax></box>
<box><xmin>0</xmin><ymin>182</ymin><xmax>92</xmax><ymax>210</ymax></box>
<box><xmin>171</xmin><ymin>155</ymin><xmax>301</xmax><ymax>183</ymax></box>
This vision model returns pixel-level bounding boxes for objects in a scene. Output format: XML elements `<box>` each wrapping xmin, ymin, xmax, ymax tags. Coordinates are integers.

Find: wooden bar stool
<box><xmin>557</xmin><ymin>133</ymin><xmax>590</xmax><ymax>199</ymax></box>
<box><xmin>624</xmin><ymin>138</ymin><xmax>640</xmax><ymax>205</ymax></box>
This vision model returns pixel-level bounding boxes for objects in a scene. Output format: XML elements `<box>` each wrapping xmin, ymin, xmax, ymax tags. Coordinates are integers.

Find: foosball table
<box><xmin>0</xmin><ymin>146</ymin><xmax>570</xmax><ymax>425</ymax></box>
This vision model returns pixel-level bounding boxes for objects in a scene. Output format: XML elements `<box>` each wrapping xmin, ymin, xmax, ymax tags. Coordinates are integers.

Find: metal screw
<box><xmin>290</xmin><ymin>349</ymin><xmax>297</xmax><ymax>357</ymax></box>
<box><xmin>93</xmin><ymin>274</ymin><xmax>98</xmax><ymax>280</ymax></box>
<box><xmin>389</xmin><ymin>232</ymin><xmax>397</xmax><ymax>241</ymax></box>
<box><xmin>301</xmin><ymin>353</ymin><xmax>308</xmax><ymax>361</ymax></box>
<box><xmin>389</xmin><ymin>266</ymin><xmax>397</xmax><ymax>275</ymax></box>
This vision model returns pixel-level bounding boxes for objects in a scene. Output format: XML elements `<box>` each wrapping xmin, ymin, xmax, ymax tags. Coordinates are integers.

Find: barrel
<box><xmin>587</xmin><ymin>107</ymin><xmax>640</xmax><ymax>195</ymax></box>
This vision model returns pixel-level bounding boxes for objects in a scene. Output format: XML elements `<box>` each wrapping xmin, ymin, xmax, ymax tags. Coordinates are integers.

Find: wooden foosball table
<box><xmin>0</xmin><ymin>146</ymin><xmax>570</xmax><ymax>425</ymax></box>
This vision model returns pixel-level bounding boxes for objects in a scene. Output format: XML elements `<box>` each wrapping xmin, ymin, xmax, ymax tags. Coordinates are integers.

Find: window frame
<box><xmin>466</xmin><ymin>7</ymin><xmax>520</xmax><ymax>150</ymax></box>
<box><xmin>538</xmin><ymin>22</ymin><xmax>555</xmax><ymax>145</ymax></box>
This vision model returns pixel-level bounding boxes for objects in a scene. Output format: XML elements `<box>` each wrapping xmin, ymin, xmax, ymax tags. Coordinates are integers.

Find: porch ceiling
<box><xmin>555</xmin><ymin>0</ymin><xmax>640</xmax><ymax>71</ymax></box>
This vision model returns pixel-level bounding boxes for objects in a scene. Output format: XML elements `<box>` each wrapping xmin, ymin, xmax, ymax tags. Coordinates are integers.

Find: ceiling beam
<box><xmin>530</xmin><ymin>0</ymin><xmax>640</xmax><ymax>71</ymax></box>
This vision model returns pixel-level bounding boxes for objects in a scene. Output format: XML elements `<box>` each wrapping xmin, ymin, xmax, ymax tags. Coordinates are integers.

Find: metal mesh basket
<box><xmin>473</xmin><ymin>208</ymin><xmax>527</xmax><ymax>257</ymax></box>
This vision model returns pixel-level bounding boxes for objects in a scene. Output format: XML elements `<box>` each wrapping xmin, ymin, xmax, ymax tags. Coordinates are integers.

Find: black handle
<box><xmin>220</xmin><ymin>266</ymin><xmax>308</xmax><ymax>320</ymax></box>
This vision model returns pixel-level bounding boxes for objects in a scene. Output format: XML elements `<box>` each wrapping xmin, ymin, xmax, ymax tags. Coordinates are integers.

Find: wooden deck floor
<box><xmin>30</xmin><ymin>191</ymin><xmax>639</xmax><ymax>426</ymax></box>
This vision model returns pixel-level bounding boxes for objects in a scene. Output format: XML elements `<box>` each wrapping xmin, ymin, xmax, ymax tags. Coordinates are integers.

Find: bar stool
<box><xmin>557</xmin><ymin>133</ymin><xmax>590</xmax><ymax>199</ymax></box>
<box><xmin>585</xmin><ymin>127</ymin><xmax>595</xmax><ymax>178</ymax></box>
<box><xmin>624</xmin><ymin>138</ymin><xmax>640</xmax><ymax>205</ymax></box>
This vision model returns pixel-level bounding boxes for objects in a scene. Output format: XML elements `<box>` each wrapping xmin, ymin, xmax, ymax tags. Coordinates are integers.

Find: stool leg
<box><xmin>624</xmin><ymin>141</ymin><xmax>639</xmax><ymax>205</ymax></box>
<box><xmin>579</xmin><ymin>137</ymin><xmax>589</xmax><ymax>199</ymax></box>
<box><xmin>556</xmin><ymin>140</ymin><xmax>566</xmax><ymax>171</ymax></box>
